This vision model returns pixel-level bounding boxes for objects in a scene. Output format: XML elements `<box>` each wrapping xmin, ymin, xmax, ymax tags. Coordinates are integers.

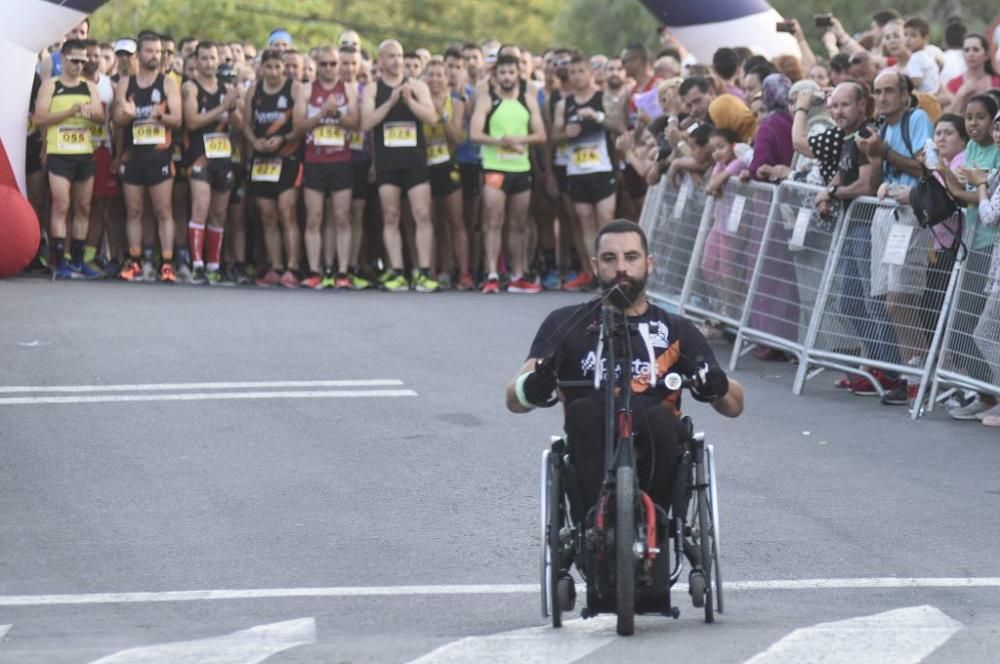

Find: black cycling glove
<box><xmin>689</xmin><ymin>363</ymin><xmax>729</xmax><ymax>403</ymax></box>
<box><xmin>521</xmin><ymin>356</ymin><xmax>559</xmax><ymax>408</ymax></box>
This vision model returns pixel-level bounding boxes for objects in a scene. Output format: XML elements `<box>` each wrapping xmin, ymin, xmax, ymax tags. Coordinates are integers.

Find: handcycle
<box><xmin>539</xmin><ymin>302</ymin><xmax>723</xmax><ymax>635</ymax></box>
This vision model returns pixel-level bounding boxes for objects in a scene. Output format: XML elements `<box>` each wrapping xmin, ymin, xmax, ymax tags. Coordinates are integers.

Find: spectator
<box><xmin>707</xmin><ymin>94</ymin><xmax>756</xmax><ymax>144</ymax></box>
<box><xmin>940</xmin><ymin>19</ymin><xmax>968</xmax><ymax>85</ymax></box>
<box><xmin>746</xmin><ymin>73</ymin><xmax>799</xmax><ymax>359</ymax></box>
<box><xmin>712</xmin><ymin>48</ymin><xmax>744</xmax><ymax>99</ymax></box>
<box><xmin>773</xmin><ymin>55</ymin><xmax>804</xmax><ymax>83</ymax></box>
<box><xmin>941</xmin><ymin>95</ymin><xmax>1000</xmax><ymax>419</ymax></box>
<box><xmin>808</xmin><ymin>62</ymin><xmax>832</xmax><ymax>88</ymax></box>
<box><xmin>886</xmin><ymin>18</ymin><xmax>940</xmax><ymax>94</ymax></box>
<box><xmin>742</xmin><ymin>63</ymin><xmax>775</xmax><ymax>97</ymax></box>
<box><xmin>829</xmin><ymin>53</ymin><xmax>852</xmax><ymax>85</ymax></box>
<box><xmin>946</xmin><ymin>34</ymin><xmax>1000</xmax><ymax>113</ymax></box>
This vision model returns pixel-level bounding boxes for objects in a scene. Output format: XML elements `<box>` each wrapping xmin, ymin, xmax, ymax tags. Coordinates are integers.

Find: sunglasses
<box><xmin>319</xmin><ymin>61</ymin><xmax>339</xmax><ymax>67</ymax></box>
<box><xmin>67</xmin><ymin>57</ymin><xmax>87</xmax><ymax>65</ymax></box>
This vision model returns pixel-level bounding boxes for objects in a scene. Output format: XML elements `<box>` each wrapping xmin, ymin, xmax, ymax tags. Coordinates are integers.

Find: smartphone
<box><xmin>775</xmin><ymin>21</ymin><xmax>795</xmax><ymax>34</ymax></box>
<box><xmin>814</xmin><ymin>13</ymin><xmax>833</xmax><ymax>28</ymax></box>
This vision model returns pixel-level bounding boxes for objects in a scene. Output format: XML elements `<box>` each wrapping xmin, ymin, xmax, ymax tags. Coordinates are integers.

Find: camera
<box><xmin>656</xmin><ymin>135</ymin><xmax>673</xmax><ymax>162</ymax></box>
<box><xmin>814</xmin><ymin>13</ymin><xmax>833</xmax><ymax>28</ymax></box>
<box><xmin>218</xmin><ymin>63</ymin><xmax>237</xmax><ymax>86</ymax></box>
<box><xmin>775</xmin><ymin>21</ymin><xmax>796</xmax><ymax>34</ymax></box>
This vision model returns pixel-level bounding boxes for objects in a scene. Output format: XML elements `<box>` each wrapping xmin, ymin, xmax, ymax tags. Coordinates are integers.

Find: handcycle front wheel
<box><xmin>615</xmin><ymin>464</ymin><xmax>636</xmax><ymax>636</ymax></box>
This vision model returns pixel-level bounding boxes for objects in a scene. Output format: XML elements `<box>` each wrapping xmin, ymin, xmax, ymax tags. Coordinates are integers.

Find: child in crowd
<box><xmin>700</xmin><ymin>127</ymin><xmax>750</xmax><ymax>319</ymax></box>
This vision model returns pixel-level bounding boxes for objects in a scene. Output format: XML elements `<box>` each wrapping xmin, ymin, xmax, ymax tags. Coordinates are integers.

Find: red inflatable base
<box><xmin>0</xmin><ymin>185</ymin><xmax>41</xmax><ymax>278</ymax></box>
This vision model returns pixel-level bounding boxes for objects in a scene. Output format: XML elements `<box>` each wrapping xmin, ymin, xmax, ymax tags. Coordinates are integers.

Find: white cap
<box><xmin>113</xmin><ymin>38</ymin><xmax>136</xmax><ymax>55</ymax></box>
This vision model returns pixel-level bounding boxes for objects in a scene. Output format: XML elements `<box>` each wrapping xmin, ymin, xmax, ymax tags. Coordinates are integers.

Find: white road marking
<box><xmin>89</xmin><ymin>617</ymin><xmax>316</xmax><ymax>664</ymax></box>
<box><xmin>1</xmin><ymin>577</ymin><xmax>999</xmax><ymax>607</ymax></box>
<box><xmin>406</xmin><ymin>616</ymin><xmax>617</xmax><ymax>664</ymax></box>
<box><xmin>0</xmin><ymin>379</ymin><xmax>404</xmax><ymax>394</ymax></box>
<box><xmin>743</xmin><ymin>605</ymin><xmax>963</xmax><ymax>664</ymax></box>
<box><xmin>0</xmin><ymin>389</ymin><xmax>418</xmax><ymax>406</ymax></box>
<box><xmin>0</xmin><ymin>624</ymin><xmax>10</xmax><ymax>639</ymax></box>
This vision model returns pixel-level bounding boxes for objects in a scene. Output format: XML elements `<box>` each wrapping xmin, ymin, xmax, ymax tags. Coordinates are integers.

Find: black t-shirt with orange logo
<box><xmin>527</xmin><ymin>301</ymin><xmax>718</xmax><ymax>415</ymax></box>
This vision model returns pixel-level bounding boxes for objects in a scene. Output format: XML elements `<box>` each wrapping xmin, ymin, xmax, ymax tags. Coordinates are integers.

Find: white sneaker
<box><xmin>949</xmin><ymin>397</ymin><xmax>996</xmax><ymax>421</ymax></box>
<box><xmin>974</xmin><ymin>402</ymin><xmax>1000</xmax><ymax>422</ymax></box>
<box><xmin>141</xmin><ymin>260</ymin><xmax>157</xmax><ymax>282</ymax></box>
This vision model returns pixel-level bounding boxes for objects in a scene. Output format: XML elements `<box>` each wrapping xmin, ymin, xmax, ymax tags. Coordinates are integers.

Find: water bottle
<box><xmin>924</xmin><ymin>138</ymin><xmax>939</xmax><ymax>169</ymax></box>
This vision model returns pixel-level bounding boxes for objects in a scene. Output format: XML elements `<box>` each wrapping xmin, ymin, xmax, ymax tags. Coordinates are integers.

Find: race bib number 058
<box><xmin>132</xmin><ymin>120</ymin><xmax>167</xmax><ymax>146</ymax></box>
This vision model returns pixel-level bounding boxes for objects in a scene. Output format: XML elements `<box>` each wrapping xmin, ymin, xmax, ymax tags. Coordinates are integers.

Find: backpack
<box><xmin>909</xmin><ymin>167</ymin><xmax>958</xmax><ymax>228</ymax></box>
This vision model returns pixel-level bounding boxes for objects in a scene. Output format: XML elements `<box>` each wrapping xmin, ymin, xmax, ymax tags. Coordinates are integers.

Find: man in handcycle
<box><xmin>506</xmin><ymin>219</ymin><xmax>744</xmax><ymax>607</ymax></box>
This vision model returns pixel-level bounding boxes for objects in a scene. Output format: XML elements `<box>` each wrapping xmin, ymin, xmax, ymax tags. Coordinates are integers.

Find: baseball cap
<box><xmin>267</xmin><ymin>29</ymin><xmax>292</xmax><ymax>48</ymax></box>
<box><xmin>113</xmin><ymin>38</ymin><xmax>137</xmax><ymax>55</ymax></box>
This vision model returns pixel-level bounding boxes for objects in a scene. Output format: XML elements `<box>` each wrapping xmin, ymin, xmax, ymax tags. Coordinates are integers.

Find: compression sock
<box><xmin>205</xmin><ymin>225</ymin><xmax>224</xmax><ymax>271</ymax></box>
<box><xmin>51</xmin><ymin>238</ymin><xmax>66</xmax><ymax>267</ymax></box>
<box><xmin>188</xmin><ymin>222</ymin><xmax>205</xmax><ymax>267</ymax></box>
<box><xmin>70</xmin><ymin>239</ymin><xmax>85</xmax><ymax>265</ymax></box>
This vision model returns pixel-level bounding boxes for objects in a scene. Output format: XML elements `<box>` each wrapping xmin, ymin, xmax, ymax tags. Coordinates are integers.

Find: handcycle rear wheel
<box><xmin>707</xmin><ymin>444</ymin><xmax>723</xmax><ymax>614</ymax></box>
<box><xmin>540</xmin><ymin>449</ymin><xmax>563</xmax><ymax>626</ymax></box>
<box><xmin>696</xmin><ymin>477</ymin><xmax>715</xmax><ymax>623</ymax></box>
<box><xmin>615</xmin><ymin>465</ymin><xmax>635</xmax><ymax>636</ymax></box>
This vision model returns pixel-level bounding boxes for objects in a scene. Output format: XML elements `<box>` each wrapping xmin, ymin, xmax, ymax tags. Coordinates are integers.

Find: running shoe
<box><xmin>562</xmin><ymin>270</ymin><xmax>593</xmax><ymax>292</ymax></box>
<box><xmin>382</xmin><ymin>273</ymin><xmax>409</xmax><ymax>292</ymax></box>
<box><xmin>190</xmin><ymin>266</ymin><xmax>207</xmax><ymax>285</ymax></box>
<box><xmin>119</xmin><ymin>259</ymin><xmax>143</xmax><ymax>282</ymax></box>
<box><xmin>256</xmin><ymin>269</ymin><xmax>282</xmax><ymax>287</ymax></box>
<box><xmin>142</xmin><ymin>260</ymin><xmax>157</xmax><ymax>282</ymax></box>
<box><xmin>335</xmin><ymin>274</ymin><xmax>353</xmax><ymax>289</ymax></box>
<box><xmin>414</xmin><ymin>273</ymin><xmax>440</xmax><ymax>293</ymax></box>
<box><xmin>301</xmin><ymin>273</ymin><xmax>323</xmax><ymax>290</ymax></box>
<box><xmin>481</xmin><ymin>277</ymin><xmax>500</xmax><ymax>294</ymax></box>
<box><xmin>541</xmin><ymin>269</ymin><xmax>562</xmax><ymax>291</ymax></box>
<box><xmin>456</xmin><ymin>271</ymin><xmax>476</xmax><ymax>291</ymax></box>
<box><xmin>175</xmin><ymin>261</ymin><xmax>193</xmax><ymax>284</ymax></box>
<box><xmin>52</xmin><ymin>262</ymin><xmax>74</xmax><ymax>280</ymax></box>
<box><xmin>879</xmin><ymin>381</ymin><xmax>910</xmax><ymax>406</ymax></box>
<box><xmin>949</xmin><ymin>397</ymin><xmax>996</xmax><ymax>421</ymax></box>
<box><xmin>320</xmin><ymin>274</ymin><xmax>336</xmax><ymax>289</ymax></box>
<box><xmin>436</xmin><ymin>272</ymin><xmax>452</xmax><ymax>290</ymax></box>
<box><xmin>205</xmin><ymin>269</ymin><xmax>224</xmax><ymax>286</ymax></box>
<box><xmin>234</xmin><ymin>264</ymin><xmax>254</xmax><ymax>286</ymax></box>
<box><xmin>280</xmin><ymin>270</ymin><xmax>300</xmax><ymax>288</ymax></box>
<box><xmin>349</xmin><ymin>272</ymin><xmax>372</xmax><ymax>290</ymax></box>
<box><xmin>159</xmin><ymin>263</ymin><xmax>177</xmax><ymax>283</ymax></box>
<box><xmin>508</xmin><ymin>276</ymin><xmax>543</xmax><ymax>293</ymax></box>
<box><xmin>71</xmin><ymin>261</ymin><xmax>103</xmax><ymax>280</ymax></box>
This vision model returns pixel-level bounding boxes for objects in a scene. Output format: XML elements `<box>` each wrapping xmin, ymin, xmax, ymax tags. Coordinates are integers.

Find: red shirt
<box><xmin>304</xmin><ymin>80</ymin><xmax>351</xmax><ymax>164</ymax></box>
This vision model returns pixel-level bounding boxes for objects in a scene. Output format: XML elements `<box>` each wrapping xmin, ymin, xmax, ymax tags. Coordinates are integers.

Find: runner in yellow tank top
<box><xmin>33</xmin><ymin>39</ymin><xmax>104</xmax><ymax>280</ymax></box>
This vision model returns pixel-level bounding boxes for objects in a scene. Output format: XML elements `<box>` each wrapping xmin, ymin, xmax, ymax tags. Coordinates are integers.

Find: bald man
<box><xmin>361</xmin><ymin>40</ymin><xmax>440</xmax><ymax>292</ymax></box>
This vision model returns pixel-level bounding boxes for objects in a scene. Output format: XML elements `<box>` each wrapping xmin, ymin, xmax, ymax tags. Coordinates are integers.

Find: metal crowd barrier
<box><xmin>645</xmin><ymin>173</ymin><xmax>711</xmax><ymax>313</ymax></box>
<box><xmin>729</xmin><ymin>180</ymin><xmax>846</xmax><ymax>369</ymax></box>
<box><xmin>681</xmin><ymin>179</ymin><xmax>776</xmax><ymax>330</ymax></box>
<box><xmin>929</xmin><ymin>225</ymin><xmax>1000</xmax><ymax>407</ymax></box>
<box><xmin>639</xmin><ymin>177</ymin><xmax>982</xmax><ymax>420</ymax></box>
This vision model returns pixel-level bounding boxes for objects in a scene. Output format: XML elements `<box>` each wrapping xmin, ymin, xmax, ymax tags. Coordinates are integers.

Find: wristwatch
<box><xmin>594</xmin><ymin>111</ymin><xmax>606</xmax><ymax>124</ymax></box>
<box><xmin>827</xmin><ymin>184</ymin><xmax>839</xmax><ymax>198</ymax></box>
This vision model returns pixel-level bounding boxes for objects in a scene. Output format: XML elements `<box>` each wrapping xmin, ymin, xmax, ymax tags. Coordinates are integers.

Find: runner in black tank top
<box><xmin>112</xmin><ymin>33</ymin><xmax>183</xmax><ymax>283</ymax></box>
<box><xmin>360</xmin><ymin>39</ymin><xmax>441</xmax><ymax>292</ymax></box>
<box><xmin>183</xmin><ymin>41</ymin><xmax>241</xmax><ymax>284</ymax></box>
<box><xmin>241</xmin><ymin>48</ymin><xmax>303</xmax><ymax>288</ymax></box>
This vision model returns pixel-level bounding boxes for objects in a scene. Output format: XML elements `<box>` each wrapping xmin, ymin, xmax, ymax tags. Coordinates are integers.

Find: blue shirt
<box><xmin>881</xmin><ymin>108</ymin><xmax>933</xmax><ymax>187</ymax></box>
<box><xmin>453</xmin><ymin>84</ymin><xmax>480</xmax><ymax>165</ymax></box>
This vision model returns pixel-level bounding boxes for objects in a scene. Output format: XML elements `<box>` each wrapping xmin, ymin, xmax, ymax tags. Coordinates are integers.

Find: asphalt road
<box><xmin>1</xmin><ymin>277</ymin><xmax>998</xmax><ymax>662</ymax></box>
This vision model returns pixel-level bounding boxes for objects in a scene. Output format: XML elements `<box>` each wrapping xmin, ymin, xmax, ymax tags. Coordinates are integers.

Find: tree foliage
<box><xmin>89</xmin><ymin>0</ymin><xmax>562</xmax><ymax>54</ymax></box>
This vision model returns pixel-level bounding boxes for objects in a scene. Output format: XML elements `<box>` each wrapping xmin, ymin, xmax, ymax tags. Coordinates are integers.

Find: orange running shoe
<box><xmin>159</xmin><ymin>263</ymin><xmax>177</xmax><ymax>283</ymax></box>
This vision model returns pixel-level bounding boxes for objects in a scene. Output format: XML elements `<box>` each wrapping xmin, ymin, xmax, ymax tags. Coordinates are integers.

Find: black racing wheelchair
<box><xmin>539</xmin><ymin>303</ymin><xmax>723</xmax><ymax>636</ymax></box>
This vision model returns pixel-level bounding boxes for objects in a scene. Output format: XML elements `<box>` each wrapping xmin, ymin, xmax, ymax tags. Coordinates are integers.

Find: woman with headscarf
<box><xmin>708</xmin><ymin>94</ymin><xmax>757</xmax><ymax>144</ymax></box>
<box><xmin>747</xmin><ymin>73</ymin><xmax>800</xmax><ymax>360</ymax></box>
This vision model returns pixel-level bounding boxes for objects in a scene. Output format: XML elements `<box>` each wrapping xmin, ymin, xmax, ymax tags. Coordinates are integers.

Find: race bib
<box><xmin>426</xmin><ymin>140</ymin><xmax>450</xmax><ymax>166</ymax></box>
<box><xmin>312</xmin><ymin>124</ymin><xmax>345</xmax><ymax>148</ymax></box>
<box><xmin>90</xmin><ymin>122</ymin><xmax>108</xmax><ymax>148</ymax></box>
<box><xmin>571</xmin><ymin>143</ymin><xmax>601</xmax><ymax>169</ymax></box>
<box><xmin>498</xmin><ymin>146</ymin><xmax>522</xmax><ymax>160</ymax></box>
<box><xmin>57</xmin><ymin>125</ymin><xmax>91</xmax><ymax>153</ymax></box>
<box><xmin>251</xmin><ymin>157</ymin><xmax>282</xmax><ymax>183</ymax></box>
<box><xmin>348</xmin><ymin>131</ymin><xmax>366</xmax><ymax>152</ymax></box>
<box><xmin>132</xmin><ymin>120</ymin><xmax>167</xmax><ymax>146</ymax></box>
<box><xmin>203</xmin><ymin>132</ymin><xmax>232</xmax><ymax>159</ymax></box>
<box><xmin>383</xmin><ymin>121</ymin><xmax>417</xmax><ymax>148</ymax></box>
